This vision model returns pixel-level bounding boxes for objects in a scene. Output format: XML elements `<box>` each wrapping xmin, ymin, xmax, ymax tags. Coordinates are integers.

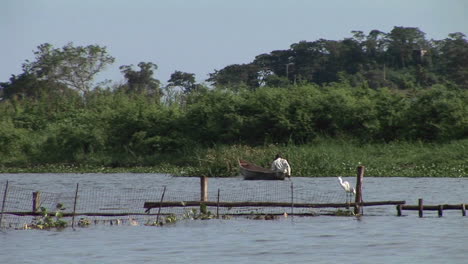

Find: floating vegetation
<box><xmin>145</xmin><ymin>214</ymin><xmax>178</xmax><ymax>226</ymax></box>
<box><xmin>77</xmin><ymin>218</ymin><xmax>91</xmax><ymax>227</ymax></box>
<box><xmin>331</xmin><ymin>209</ymin><xmax>356</xmax><ymax>217</ymax></box>
<box><xmin>26</xmin><ymin>203</ymin><xmax>68</xmax><ymax>230</ymax></box>
<box><xmin>183</xmin><ymin>206</ymin><xmax>215</xmax><ymax>220</ymax></box>
<box><xmin>145</xmin><ymin>207</ymin><xmax>217</xmax><ymax>226</ymax></box>
<box><xmin>251</xmin><ymin>214</ymin><xmax>278</xmax><ymax>220</ymax></box>
<box><xmin>250</xmin><ymin>212</ymin><xmax>290</xmax><ymax>220</ymax></box>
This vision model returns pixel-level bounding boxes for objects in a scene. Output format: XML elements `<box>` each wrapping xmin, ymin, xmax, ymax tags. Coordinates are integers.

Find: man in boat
<box><xmin>271</xmin><ymin>154</ymin><xmax>291</xmax><ymax>178</ymax></box>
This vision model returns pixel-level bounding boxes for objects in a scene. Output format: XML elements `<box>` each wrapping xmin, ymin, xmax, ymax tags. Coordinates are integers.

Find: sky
<box><xmin>1</xmin><ymin>0</ymin><xmax>467</xmax><ymax>86</ymax></box>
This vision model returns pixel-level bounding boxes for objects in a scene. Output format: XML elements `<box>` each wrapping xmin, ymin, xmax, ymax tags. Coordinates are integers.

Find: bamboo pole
<box><xmin>354</xmin><ymin>166</ymin><xmax>365</xmax><ymax>215</ymax></box>
<box><xmin>0</xmin><ymin>181</ymin><xmax>9</xmax><ymax>229</ymax></box>
<box><xmin>72</xmin><ymin>183</ymin><xmax>79</xmax><ymax>229</ymax></box>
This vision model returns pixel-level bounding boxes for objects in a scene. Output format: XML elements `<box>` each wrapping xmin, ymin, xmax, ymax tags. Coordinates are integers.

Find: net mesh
<box><xmin>0</xmin><ymin>179</ymin><xmax>348</xmax><ymax>229</ymax></box>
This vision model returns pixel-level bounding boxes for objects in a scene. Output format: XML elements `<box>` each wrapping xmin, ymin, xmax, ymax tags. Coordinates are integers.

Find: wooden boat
<box><xmin>238</xmin><ymin>159</ymin><xmax>286</xmax><ymax>180</ymax></box>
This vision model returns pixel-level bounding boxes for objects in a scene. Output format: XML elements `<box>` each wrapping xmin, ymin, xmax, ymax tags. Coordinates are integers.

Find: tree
<box><xmin>263</xmin><ymin>75</ymin><xmax>290</xmax><ymax>87</ymax></box>
<box><xmin>22</xmin><ymin>43</ymin><xmax>115</xmax><ymax>93</ymax></box>
<box><xmin>207</xmin><ymin>63</ymin><xmax>261</xmax><ymax>90</ymax></box>
<box><xmin>119</xmin><ymin>62</ymin><xmax>162</xmax><ymax>97</ymax></box>
<box><xmin>0</xmin><ymin>73</ymin><xmax>76</xmax><ymax>100</ymax></box>
<box><xmin>385</xmin><ymin>27</ymin><xmax>428</xmax><ymax>68</ymax></box>
<box><xmin>364</xmin><ymin>29</ymin><xmax>387</xmax><ymax>64</ymax></box>
<box><xmin>167</xmin><ymin>71</ymin><xmax>198</xmax><ymax>94</ymax></box>
<box><xmin>288</xmin><ymin>41</ymin><xmax>319</xmax><ymax>83</ymax></box>
<box><xmin>0</xmin><ymin>73</ymin><xmax>47</xmax><ymax>100</ymax></box>
<box><xmin>254</xmin><ymin>49</ymin><xmax>294</xmax><ymax>82</ymax></box>
<box><xmin>434</xmin><ymin>32</ymin><xmax>468</xmax><ymax>89</ymax></box>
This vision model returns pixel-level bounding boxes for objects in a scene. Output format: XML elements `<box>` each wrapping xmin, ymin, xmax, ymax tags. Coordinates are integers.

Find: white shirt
<box><xmin>271</xmin><ymin>158</ymin><xmax>291</xmax><ymax>176</ymax></box>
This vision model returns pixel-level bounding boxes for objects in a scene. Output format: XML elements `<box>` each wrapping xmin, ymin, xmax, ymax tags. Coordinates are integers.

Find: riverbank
<box><xmin>1</xmin><ymin>139</ymin><xmax>466</xmax><ymax>177</ymax></box>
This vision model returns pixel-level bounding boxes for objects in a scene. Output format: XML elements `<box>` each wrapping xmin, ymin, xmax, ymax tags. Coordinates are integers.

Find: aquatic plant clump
<box><xmin>25</xmin><ymin>203</ymin><xmax>68</xmax><ymax>230</ymax></box>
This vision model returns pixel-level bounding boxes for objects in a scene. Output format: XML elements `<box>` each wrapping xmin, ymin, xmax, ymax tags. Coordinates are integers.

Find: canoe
<box><xmin>238</xmin><ymin>159</ymin><xmax>286</xmax><ymax>180</ymax></box>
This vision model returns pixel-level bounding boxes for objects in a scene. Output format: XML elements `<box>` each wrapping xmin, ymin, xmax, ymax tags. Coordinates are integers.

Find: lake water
<box><xmin>0</xmin><ymin>173</ymin><xmax>467</xmax><ymax>264</ymax></box>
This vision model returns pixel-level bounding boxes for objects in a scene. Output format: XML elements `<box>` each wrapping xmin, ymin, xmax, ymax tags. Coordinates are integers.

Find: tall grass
<box><xmin>184</xmin><ymin>138</ymin><xmax>468</xmax><ymax>177</ymax></box>
<box><xmin>1</xmin><ymin>138</ymin><xmax>466</xmax><ymax>177</ymax></box>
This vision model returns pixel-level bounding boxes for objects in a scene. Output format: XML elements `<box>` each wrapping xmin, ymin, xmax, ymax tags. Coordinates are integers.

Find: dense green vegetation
<box><xmin>0</xmin><ymin>26</ymin><xmax>467</xmax><ymax>177</ymax></box>
<box><xmin>0</xmin><ymin>85</ymin><xmax>466</xmax><ymax>176</ymax></box>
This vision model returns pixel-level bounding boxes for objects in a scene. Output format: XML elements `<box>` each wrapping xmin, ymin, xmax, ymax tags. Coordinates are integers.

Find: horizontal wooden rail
<box><xmin>397</xmin><ymin>201</ymin><xmax>466</xmax><ymax>217</ymax></box>
<box><xmin>143</xmin><ymin>200</ymin><xmax>405</xmax><ymax>209</ymax></box>
<box><xmin>0</xmin><ymin>201</ymin><xmax>405</xmax><ymax>217</ymax></box>
<box><xmin>1</xmin><ymin>212</ymin><xmax>160</xmax><ymax>217</ymax></box>
<box><xmin>401</xmin><ymin>204</ymin><xmax>467</xmax><ymax>210</ymax></box>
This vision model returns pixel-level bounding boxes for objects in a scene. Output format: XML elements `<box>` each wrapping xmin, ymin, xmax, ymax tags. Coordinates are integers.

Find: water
<box><xmin>0</xmin><ymin>174</ymin><xmax>467</xmax><ymax>264</ymax></box>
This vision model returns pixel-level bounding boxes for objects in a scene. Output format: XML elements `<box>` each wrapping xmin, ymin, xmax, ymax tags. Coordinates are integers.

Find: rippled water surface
<box><xmin>0</xmin><ymin>174</ymin><xmax>467</xmax><ymax>264</ymax></box>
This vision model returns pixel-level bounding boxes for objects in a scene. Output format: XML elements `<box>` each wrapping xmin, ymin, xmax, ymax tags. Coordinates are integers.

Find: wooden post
<box><xmin>396</xmin><ymin>204</ymin><xmax>402</xmax><ymax>216</ymax></box>
<box><xmin>71</xmin><ymin>183</ymin><xmax>79</xmax><ymax>229</ymax></box>
<box><xmin>200</xmin><ymin>176</ymin><xmax>208</xmax><ymax>202</ymax></box>
<box><xmin>0</xmin><ymin>181</ymin><xmax>9</xmax><ymax>229</ymax></box>
<box><xmin>462</xmin><ymin>204</ymin><xmax>466</xmax><ymax>216</ymax></box>
<box><xmin>216</xmin><ymin>188</ymin><xmax>220</xmax><ymax>219</ymax></box>
<box><xmin>32</xmin><ymin>191</ymin><xmax>41</xmax><ymax>212</ymax></box>
<box><xmin>156</xmin><ymin>186</ymin><xmax>167</xmax><ymax>225</ymax></box>
<box><xmin>438</xmin><ymin>205</ymin><xmax>443</xmax><ymax>217</ymax></box>
<box><xmin>418</xmin><ymin>198</ymin><xmax>423</xmax><ymax>217</ymax></box>
<box><xmin>354</xmin><ymin>166</ymin><xmax>364</xmax><ymax>215</ymax></box>
<box><xmin>290</xmin><ymin>181</ymin><xmax>294</xmax><ymax>216</ymax></box>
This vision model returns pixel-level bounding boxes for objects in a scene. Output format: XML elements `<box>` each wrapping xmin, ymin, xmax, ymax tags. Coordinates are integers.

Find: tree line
<box><xmin>2</xmin><ymin>26</ymin><xmax>468</xmax><ymax>99</ymax></box>
<box><xmin>208</xmin><ymin>27</ymin><xmax>468</xmax><ymax>90</ymax></box>
<box><xmin>0</xmin><ymin>26</ymin><xmax>467</xmax><ymax>167</ymax></box>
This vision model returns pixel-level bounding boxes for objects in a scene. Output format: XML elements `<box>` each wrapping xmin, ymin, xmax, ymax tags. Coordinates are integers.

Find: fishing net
<box><xmin>0</xmin><ymin>178</ymin><xmax>349</xmax><ymax>229</ymax></box>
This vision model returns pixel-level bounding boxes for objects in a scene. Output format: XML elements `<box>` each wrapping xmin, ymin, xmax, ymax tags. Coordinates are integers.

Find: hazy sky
<box><xmin>2</xmin><ymin>0</ymin><xmax>467</xmax><ymax>86</ymax></box>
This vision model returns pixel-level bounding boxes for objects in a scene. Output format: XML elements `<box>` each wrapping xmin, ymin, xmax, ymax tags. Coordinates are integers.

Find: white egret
<box><xmin>338</xmin><ymin>176</ymin><xmax>356</xmax><ymax>204</ymax></box>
